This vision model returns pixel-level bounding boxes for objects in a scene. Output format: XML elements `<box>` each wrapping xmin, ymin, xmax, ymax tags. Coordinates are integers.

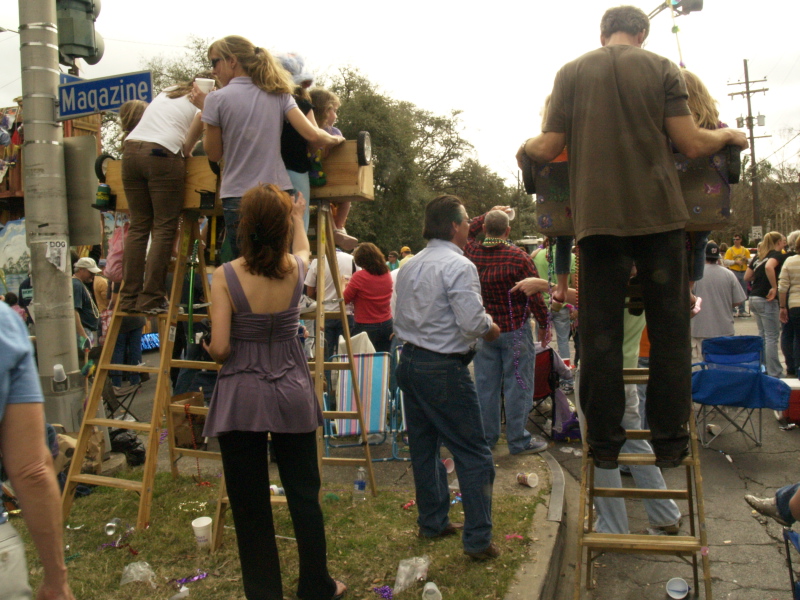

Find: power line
<box><xmin>762</xmin><ymin>131</ymin><xmax>800</xmax><ymax>162</ymax></box>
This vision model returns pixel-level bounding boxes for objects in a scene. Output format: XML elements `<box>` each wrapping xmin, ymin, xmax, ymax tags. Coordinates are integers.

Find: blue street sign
<box><xmin>58</xmin><ymin>70</ymin><xmax>152</xmax><ymax>121</ymax></box>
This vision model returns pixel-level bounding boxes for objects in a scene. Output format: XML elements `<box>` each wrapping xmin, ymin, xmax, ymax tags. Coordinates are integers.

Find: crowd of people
<box><xmin>4</xmin><ymin>7</ymin><xmax>800</xmax><ymax>600</ymax></box>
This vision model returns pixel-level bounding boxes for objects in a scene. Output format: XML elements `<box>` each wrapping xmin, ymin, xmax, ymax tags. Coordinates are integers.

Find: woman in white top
<box><xmin>119</xmin><ymin>78</ymin><xmax>205</xmax><ymax>313</ymax></box>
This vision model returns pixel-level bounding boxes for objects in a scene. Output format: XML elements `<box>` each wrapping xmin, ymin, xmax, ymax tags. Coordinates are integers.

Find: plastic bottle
<box><xmin>422</xmin><ymin>582</ymin><xmax>442</xmax><ymax>600</ymax></box>
<box><xmin>353</xmin><ymin>466</ymin><xmax>367</xmax><ymax>503</ymax></box>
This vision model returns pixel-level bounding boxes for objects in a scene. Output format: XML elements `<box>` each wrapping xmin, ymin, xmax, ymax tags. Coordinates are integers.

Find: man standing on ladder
<box><xmin>516</xmin><ymin>5</ymin><xmax>748</xmax><ymax>469</ymax></box>
<box><xmin>395</xmin><ymin>195</ymin><xmax>501</xmax><ymax>560</ymax></box>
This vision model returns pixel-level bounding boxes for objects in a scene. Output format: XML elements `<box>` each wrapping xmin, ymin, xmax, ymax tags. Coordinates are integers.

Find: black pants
<box><xmin>218</xmin><ymin>430</ymin><xmax>336</xmax><ymax>600</ymax></box>
<box><xmin>578</xmin><ymin>230</ymin><xmax>691</xmax><ymax>459</ymax></box>
<box><xmin>352</xmin><ymin>318</ymin><xmax>393</xmax><ymax>353</ymax></box>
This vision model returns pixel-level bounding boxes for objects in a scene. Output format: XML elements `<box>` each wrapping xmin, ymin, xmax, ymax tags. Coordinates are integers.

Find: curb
<box><xmin>504</xmin><ymin>451</ymin><xmax>567</xmax><ymax>600</ymax></box>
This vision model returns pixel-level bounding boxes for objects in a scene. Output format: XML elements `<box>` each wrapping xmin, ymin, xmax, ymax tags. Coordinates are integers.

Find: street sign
<box><xmin>59</xmin><ymin>73</ymin><xmax>83</xmax><ymax>85</ymax></box>
<box><xmin>58</xmin><ymin>70</ymin><xmax>152</xmax><ymax>121</ymax></box>
<box><xmin>750</xmin><ymin>225</ymin><xmax>763</xmax><ymax>240</ymax></box>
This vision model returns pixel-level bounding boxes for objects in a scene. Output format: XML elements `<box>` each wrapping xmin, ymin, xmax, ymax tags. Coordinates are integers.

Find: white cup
<box><xmin>53</xmin><ymin>364</ymin><xmax>66</xmax><ymax>383</ymax></box>
<box><xmin>191</xmin><ymin>516</ymin><xmax>213</xmax><ymax>549</ymax></box>
<box><xmin>506</xmin><ymin>208</ymin><xmax>516</xmax><ymax>221</ymax></box>
<box><xmin>195</xmin><ymin>78</ymin><xmax>215</xmax><ymax>94</ymax></box>
<box><xmin>441</xmin><ymin>458</ymin><xmax>455</xmax><ymax>474</ymax></box>
<box><xmin>666</xmin><ymin>577</ymin><xmax>689</xmax><ymax>599</ymax></box>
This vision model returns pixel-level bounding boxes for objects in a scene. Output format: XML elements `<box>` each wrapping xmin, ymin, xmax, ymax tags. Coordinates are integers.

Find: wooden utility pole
<box><xmin>729</xmin><ymin>59</ymin><xmax>769</xmax><ymax>231</ymax></box>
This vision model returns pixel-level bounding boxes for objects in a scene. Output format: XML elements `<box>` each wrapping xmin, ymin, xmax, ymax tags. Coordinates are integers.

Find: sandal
<box><xmin>332</xmin><ymin>580</ymin><xmax>347</xmax><ymax>600</ymax></box>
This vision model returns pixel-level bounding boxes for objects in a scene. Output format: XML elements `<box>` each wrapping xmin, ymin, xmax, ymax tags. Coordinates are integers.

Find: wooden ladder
<box><xmin>61</xmin><ymin>212</ymin><xmax>218</xmax><ymax>529</ymax></box>
<box><xmin>573</xmin><ymin>368</ymin><xmax>712</xmax><ymax>599</ymax></box>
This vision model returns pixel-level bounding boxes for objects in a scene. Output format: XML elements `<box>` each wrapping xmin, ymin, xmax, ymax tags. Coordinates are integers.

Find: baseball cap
<box><xmin>705</xmin><ymin>242</ymin><xmax>720</xmax><ymax>259</ymax></box>
<box><xmin>74</xmin><ymin>257</ymin><xmax>101</xmax><ymax>273</ymax></box>
<box><xmin>401</xmin><ymin>246</ymin><xmax>411</xmax><ymax>253</ymax></box>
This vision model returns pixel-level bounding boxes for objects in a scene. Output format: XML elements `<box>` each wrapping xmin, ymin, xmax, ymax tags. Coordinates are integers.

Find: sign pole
<box><xmin>19</xmin><ymin>0</ymin><xmax>84</xmax><ymax>430</ymax></box>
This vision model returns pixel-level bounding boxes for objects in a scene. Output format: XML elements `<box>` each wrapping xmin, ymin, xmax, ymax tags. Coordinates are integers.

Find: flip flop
<box><xmin>332</xmin><ymin>580</ymin><xmax>347</xmax><ymax>600</ymax></box>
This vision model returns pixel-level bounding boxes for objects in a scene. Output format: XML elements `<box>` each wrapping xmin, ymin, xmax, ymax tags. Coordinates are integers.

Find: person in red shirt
<box><xmin>344</xmin><ymin>243</ymin><xmax>393</xmax><ymax>352</ymax></box>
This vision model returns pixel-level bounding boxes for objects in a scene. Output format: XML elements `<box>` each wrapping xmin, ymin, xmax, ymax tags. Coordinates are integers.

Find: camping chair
<box><xmin>324</xmin><ymin>352</ymin><xmax>392</xmax><ymax>462</ymax></box>
<box><xmin>529</xmin><ymin>346</ymin><xmax>560</xmax><ymax>438</ymax></box>
<box><xmin>692</xmin><ymin>335</ymin><xmax>790</xmax><ymax>447</ymax></box>
<box><xmin>102</xmin><ymin>378</ymin><xmax>142</xmax><ymax>422</ymax></box>
<box><xmin>389</xmin><ymin>344</ymin><xmax>411</xmax><ymax>461</ymax></box>
<box><xmin>783</xmin><ymin>528</ymin><xmax>800</xmax><ymax>600</ymax></box>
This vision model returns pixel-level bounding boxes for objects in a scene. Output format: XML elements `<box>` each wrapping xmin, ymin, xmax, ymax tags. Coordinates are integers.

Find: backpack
<box><xmin>105</xmin><ymin>222</ymin><xmax>129</xmax><ymax>283</ymax></box>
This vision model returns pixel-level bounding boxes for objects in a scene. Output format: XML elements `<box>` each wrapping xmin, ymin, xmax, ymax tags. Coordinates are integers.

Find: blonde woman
<box><xmin>196</xmin><ymin>36</ymin><xmax>344</xmax><ymax>258</ymax></box>
<box><xmin>745</xmin><ymin>231</ymin><xmax>787</xmax><ymax>376</ymax></box>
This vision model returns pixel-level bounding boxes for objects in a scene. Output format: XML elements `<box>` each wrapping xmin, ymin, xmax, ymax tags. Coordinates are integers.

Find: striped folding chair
<box><xmin>325</xmin><ymin>352</ymin><xmax>392</xmax><ymax>461</ymax></box>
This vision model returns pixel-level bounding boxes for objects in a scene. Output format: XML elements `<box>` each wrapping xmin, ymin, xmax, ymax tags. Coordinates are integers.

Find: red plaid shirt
<box><xmin>464</xmin><ymin>214</ymin><xmax>548</xmax><ymax>333</ymax></box>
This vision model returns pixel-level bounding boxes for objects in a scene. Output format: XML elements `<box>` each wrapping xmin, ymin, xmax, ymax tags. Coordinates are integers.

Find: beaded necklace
<box><xmin>482</xmin><ymin>237</ymin><xmax>510</xmax><ymax>247</ymax></box>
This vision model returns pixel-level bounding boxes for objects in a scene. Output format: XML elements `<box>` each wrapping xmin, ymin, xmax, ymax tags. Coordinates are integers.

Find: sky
<box><xmin>2</xmin><ymin>0</ymin><xmax>799</xmax><ymax>184</ymax></box>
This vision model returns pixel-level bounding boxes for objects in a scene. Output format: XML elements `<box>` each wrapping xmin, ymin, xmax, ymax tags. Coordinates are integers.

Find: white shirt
<box><xmin>304</xmin><ymin>250</ymin><xmax>357</xmax><ymax>315</ymax></box>
<box><xmin>127</xmin><ymin>88</ymin><xmax>198</xmax><ymax>154</ymax></box>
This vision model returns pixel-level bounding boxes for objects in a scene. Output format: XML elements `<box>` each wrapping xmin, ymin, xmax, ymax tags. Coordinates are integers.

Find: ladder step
<box><xmin>170</xmin><ymin>359</ymin><xmax>221</xmax><ymax>371</ymax></box>
<box><xmin>323</xmin><ymin>411</ymin><xmax>360</xmax><ymax>419</ymax></box>
<box><xmin>86</xmin><ymin>418</ymin><xmax>152</xmax><ymax>432</ymax></box>
<box><xmin>582</xmin><ymin>533</ymin><xmax>701</xmax><ymax>554</ymax></box>
<box><xmin>616</xmin><ymin>453</ymin><xmax>695</xmax><ymax>467</ymax></box>
<box><xmin>98</xmin><ymin>364</ymin><xmax>159</xmax><ymax>373</ymax></box>
<box><xmin>168</xmin><ymin>404</ymin><xmax>209</xmax><ymax>416</ymax></box>
<box><xmin>592</xmin><ymin>487</ymin><xmax>690</xmax><ymax>500</ymax></box>
<box><xmin>622</xmin><ymin>368</ymin><xmax>649</xmax><ymax>384</ymax></box>
<box><xmin>173</xmin><ymin>448</ymin><xmax>222</xmax><ymax>461</ymax></box>
<box><xmin>69</xmin><ymin>474</ymin><xmax>143</xmax><ymax>492</ymax></box>
<box><xmin>321</xmin><ymin>457</ymin><xmax>371</xmax><ymax>467</ymax></box>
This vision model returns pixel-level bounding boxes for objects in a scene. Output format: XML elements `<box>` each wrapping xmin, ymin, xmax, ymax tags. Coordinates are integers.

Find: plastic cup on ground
<box><xmin>195</xmin><ymin>78</ymin><xmax>215</xmax><ymax>94</ymax></box>
<box><xmin>192</xmin><ymin>516</ymin><xmax>213</xmax><ymax>549</ymax></box>
<box><xmin>105</xmin><ymin>517</ymin><xmax>122</xmax><ymax>536</ymax></box>
<box><xmin>441</xmin><ymin>458</ymin><xmax>454</xmax><ymax>474</ymax></box>
<box><xmin>666</xmin><ymin>577</ymin><xmax>689</xmax><ymax>599</ymax></box>
<box><xmin>517</xmin><ymin>472</ymin><xmax>539</xmax><ymax>488</ymax></box>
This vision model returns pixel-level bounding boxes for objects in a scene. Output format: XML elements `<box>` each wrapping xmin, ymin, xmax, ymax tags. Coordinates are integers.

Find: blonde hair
<box><xmin>682</xmin><ymin>70</ymin><xmax>719</xmax><ymax>130</ymax></box>
<box><xmin>757</xmin><ymin>231</ymin><xmax>783</xmax><ymax>257</ymax></box>
<box><xmin>119</xmin><ymin>100</ymin><xmax>147</xmax><ymax>141</ymax></box>
<box><xmin>309</xmin><ymin>88</ymin><xmax>340</xmax><ymax>128</ymax></box>
<box><xmin>208</xmin><ymin>36</ymin><xmax>294</xmax><ymax>95</ymax></box>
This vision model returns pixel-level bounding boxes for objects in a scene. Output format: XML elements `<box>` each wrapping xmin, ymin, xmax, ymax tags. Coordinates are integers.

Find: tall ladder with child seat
<box><xmin>573</xmin><ymin>368</ymin><xmax>712</xmax><ymax>599</ymax></box>
<box><xmin>61</xmin><ymin>213</ymin><xmax>221</xmax><ymax>529</ymax></box>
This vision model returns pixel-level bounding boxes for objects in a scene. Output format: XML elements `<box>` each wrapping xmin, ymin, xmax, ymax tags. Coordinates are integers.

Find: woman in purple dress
<box><xmin>204</xmin><ymin>184</ymin><xmax>346</xmax><ymax>600</ymax></box>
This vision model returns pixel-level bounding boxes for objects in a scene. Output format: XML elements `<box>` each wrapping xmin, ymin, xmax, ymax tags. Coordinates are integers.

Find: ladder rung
<box><xmin>622</xmin><ymin>368</ymin><xmax>649</xmax><ymax>384</ymax></box>
<box><xmin>173</xmin><ymin>448</ymin><xmax>222</xmax><ymax>461</ymax></box>
<box><xmin>625</xmin><ymin>430</ymin><xmax>651</xmax><ymax>439</ymax></box>
<box><xmin>323</xmin><ymin>362</ymin><xmax>353</xmax><ymax>370</ymax></box>
<box><xmin>592</xmin><ymin>487</ymin><xmax>690</xmax><ymax>500</ymax></box>
<box><xmin>168</xmin><ymin>405</ymin><xmax>209</xmax><ymax>416</ymax></box>
<box><xmin>174</xmin><ymin>313</ymin><xmax>211</xmax><ymax>322</ymax></box>
<box><xmin>616</xmin><ymin>453</ymin><xmax>695</xmax><ymax>467</ymax></box>
<box><xmin>86</xmin><ymin>418</ymin><xmax>152</xmax><ymax>432</ymax></box>
<box><xmin>69</xmin><ymin>474</ymin><xmax>143</xmax><ymax>492</ymax></box>
<box><xmin>170</xmin><ymin>359</ymin><xmax>221</xmax><ymax>371</ymax></box>
<box><xmin>582</xmin><ymin>533</ymin><xmax>701</xmax><ymax>554</ymax></box>
<box><xmin>323</xmin><ymin>411</ymin><xmax>360</xmax><ymax>419</ymax></box>
<box><xmin>100</xmin><ymin>364</ymin><xmax>159</xmax><ymax>373</ymax></box>
<box><xmin>321</xmin><ymin>457</ymin><xmax>370</xmax><ymax>467</ymax></box>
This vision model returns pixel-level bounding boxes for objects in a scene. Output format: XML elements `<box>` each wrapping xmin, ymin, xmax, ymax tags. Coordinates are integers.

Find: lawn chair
<box><xmin>324</xmin><ymin>352</ymin><xmax>392</xmax><ymax>461</ymax></box>
<box><xmin>102</xmin><ymin>378</ymin><xmax>142</xmax><ymax>422</ymax></box>
<box><xmin>693</xmin><ymin>335</ymin><xmax>791</xmax><ymax>447</ymax></box>
<box><xmin>389</xmin><ymin>344</ymin><xmax>411</xmax><ymax>461</ymax></box>
<box><xmin>529</xmin><ymin>346</ymin><xmax>559</xmax><ymax>438</ymax></box>
<box><xmin>784</xmin><ymin>528</ymin><xmax>800</xmax><ymax>600</ymax></box>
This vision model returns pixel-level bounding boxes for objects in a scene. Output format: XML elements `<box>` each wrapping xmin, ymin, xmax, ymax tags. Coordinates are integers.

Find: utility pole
<box><xmin>19</xmin><ymin>0</ymin><xmax>84</xmax><ymax>429</ymax></box>
<box><xmin>728</xmin><ymin>59</ymin><xmax>769</xmax><ymax>232</ymax></box>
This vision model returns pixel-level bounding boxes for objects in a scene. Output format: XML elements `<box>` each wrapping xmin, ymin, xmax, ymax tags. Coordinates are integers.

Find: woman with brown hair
<box><xmin>343</xmin><ymin>242</ymin><xmax>393</xmax><ymax>352</ymax></box>
<box><xmin>203</xmin><ymin>184</ymin><xmax>346</xmax><ymax>600</ymax></box>
<box><xmin>197</xmin><ymin>36</ymin><xmax>344</xmax><ymax>258</ymax></box>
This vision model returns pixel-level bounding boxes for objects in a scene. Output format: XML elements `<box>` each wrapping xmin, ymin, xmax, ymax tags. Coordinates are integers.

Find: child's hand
<box><xmin>292</xmin><ymin>192</ymin><xmax>307</xmax><ymax>220</ymax></box>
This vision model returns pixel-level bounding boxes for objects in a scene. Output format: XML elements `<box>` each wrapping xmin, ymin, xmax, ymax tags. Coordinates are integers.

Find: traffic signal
<box><xmin>673</xmin><ymin>0</ymin><xmax>703</xmax><ymax>15</ymax></box>
<box><xmin>56</xmin><ymin>0</ymin><xmax>104</xmax><ymax>66</ymax></box>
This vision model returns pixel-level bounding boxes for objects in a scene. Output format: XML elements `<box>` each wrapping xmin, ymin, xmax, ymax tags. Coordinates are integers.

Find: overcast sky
<box><xmin>2</xmin><ymin>1</ymin><xmax>799</xmax><ymax>183</ymax></box>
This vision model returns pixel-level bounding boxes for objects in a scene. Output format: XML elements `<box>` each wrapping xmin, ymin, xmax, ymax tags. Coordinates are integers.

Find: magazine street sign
<box><xmin>58</xmin><ymin>70</ymin><xmax>152</xmax><ymax>121</ymax></box>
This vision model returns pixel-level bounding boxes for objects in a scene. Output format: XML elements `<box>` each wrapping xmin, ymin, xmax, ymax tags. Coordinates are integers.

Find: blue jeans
<box><xmin>474</xmin><ymin>326</ymin><xmax>535</xmax><ymax>453</ymax></box>
<box><xmin>110</xmin><ymin>328</ymin><xmax>143</xmax><ymax>387</ymax></box>
<box><xmin>776</xmin><ymin>483</ymin><xmax>800</xmax><ymax>525</ymax></box>
<box><xmin>636</xmin><ymin>356</ymin><xmax>650</xmax><ymax>430</ymax></box>
<box><xmin>592</xmin><ymin>384</ymin><xmax>682</xmax><ymax>533</ymax></box>
<box><xmin>396</xmin><ymin>345</ymin><xmax>495</xmax><ymax>553</ymax></box>
<box><xmin>352</xmin><ymin>319</ymin><xmax>393</xmax><ymax>353</ymax></box>
<box><xmin>750</xmin><ymin>296</ymin><xmax>783</xmax><ymax>377</ymax></box>
<box><xmin>222</xmin><ymin>196</ymin><xmax>242</xmax><ymax>260</ymax></box>
<box><xmin>551</xmin><ymin>309</ymin><xmax>573</xmax><ymax>382</ymax></box>
<box><xmin>781</xmin><ymin>312</ymin><xmax>797</xmax><ymax>376</ymax></box>
<box><xmin>732</xmin><ymin>270</ymin><xmax>748</xmax><ymax>315</ymax></box>
<box><xmin>324</xmin><ymin>315</ymin><xmax>354</xmax><ymax>409</ymax></box>
<box><xmin>287</xmin><ymin>170</ymin><xmax>311</xmax><ymax>232</ymax></box>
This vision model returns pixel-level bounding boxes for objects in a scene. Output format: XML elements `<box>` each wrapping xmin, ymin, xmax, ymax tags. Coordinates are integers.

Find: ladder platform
<box><xmin>86</xmin><ymin>418</ymin><xmax>152</xmax><ymax>432</ymax></box>
<box><xmin>69</xmin><ymin>473</ymin><xmax>143</xmax><ymax>492</ymax></box>
<box><xmin>592</xmin><ymin>487</ymin><xmax>690</xmax><ymax>500</ymax></box>
<box><xmin>582</xmin><ymin>533</ymin><xmax>701</xmax><ymax>554</ymax></box>
<box><xmin>100</xmin><ymin>364</ymin><xmax>159</xmax><ymax>374</ymax></box>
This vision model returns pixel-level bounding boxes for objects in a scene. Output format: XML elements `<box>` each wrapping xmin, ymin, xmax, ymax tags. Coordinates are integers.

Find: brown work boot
<box><xmin>464</xmin><ymin>542</ymin><xmax>501</xmax><ymax>560</ymax></box>
<box><xmin>418</xmin><ymin>522</ymin><xmax>463</xmax><ymax>539</ymax></box>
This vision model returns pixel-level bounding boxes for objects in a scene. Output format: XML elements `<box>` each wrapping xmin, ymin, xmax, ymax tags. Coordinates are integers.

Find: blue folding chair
<box><xmin>693</xmin><ymin>335</ymin><xmax>791</xmax><ymax>447</ymax></box>
<box><xmin>784</xmin><ymin>528</ymin><xmax>800</xmax><ymax>600</ymax></box>
<box><xmin>324</xmin><ymin>352</ymin><xmax>392</xmax><ymax>461</ymax></box>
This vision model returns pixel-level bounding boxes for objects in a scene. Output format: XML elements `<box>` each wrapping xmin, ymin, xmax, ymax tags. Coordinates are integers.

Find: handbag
<box><xmin>105</xmin><ymin>222</ymin><xmax>129</xmax><ymax>283</ymax></box>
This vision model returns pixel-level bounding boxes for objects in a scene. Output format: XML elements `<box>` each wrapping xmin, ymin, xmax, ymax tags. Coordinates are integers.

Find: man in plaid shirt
<box><xmin>465</xmin><ymin>208</ymin><xmax>550</xmax><ymax>455</ymax></box>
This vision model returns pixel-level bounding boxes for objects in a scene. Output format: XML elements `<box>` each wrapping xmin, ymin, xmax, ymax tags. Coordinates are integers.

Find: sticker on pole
<box><xmin>45</xmin><ymin>239</ymin><xmax>68</xmax><ymax>273</ymax></box>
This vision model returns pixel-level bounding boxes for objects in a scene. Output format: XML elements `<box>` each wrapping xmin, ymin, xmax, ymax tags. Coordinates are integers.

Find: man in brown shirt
<box><xmin>517</xmin><ymin>5</ymin><xmax>748</xmax><ymax>468</ymax></box>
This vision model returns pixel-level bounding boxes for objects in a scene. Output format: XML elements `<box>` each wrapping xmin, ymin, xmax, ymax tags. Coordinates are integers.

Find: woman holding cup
<box><xmin>119</xmin><ymin>75</ymin><xmax>210</xmax><ymax>313</ymax></box>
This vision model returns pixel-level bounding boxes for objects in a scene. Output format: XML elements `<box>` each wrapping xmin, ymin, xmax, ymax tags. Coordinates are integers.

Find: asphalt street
<box><xmin>550</xmin><ymin>314</ymin><xmax>799</xmax><ymax>600</ymax></box>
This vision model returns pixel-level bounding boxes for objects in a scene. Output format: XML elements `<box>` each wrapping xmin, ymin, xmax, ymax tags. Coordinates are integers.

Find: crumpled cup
<box><xmin>393</xmin><ymin>555</ymin><xmax>431</xmax><ymax>593</ymax></box>
<box><xmin>120</xmin><ymin>561</ymin><xmax>156</xmax><ymax>588</ymax></box>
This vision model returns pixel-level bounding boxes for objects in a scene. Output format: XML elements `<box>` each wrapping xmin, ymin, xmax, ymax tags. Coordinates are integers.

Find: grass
<box><xmin>17</xmin><ymin>470</ymin><xmax>545</xmax><ymax>600</ymax></box>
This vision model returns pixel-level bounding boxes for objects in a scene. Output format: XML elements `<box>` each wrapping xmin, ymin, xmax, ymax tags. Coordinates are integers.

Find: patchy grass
<box><xmin>17</xmin><ymin>471</ymin><xmax>544</xmax><ymax>599</ymax></box>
